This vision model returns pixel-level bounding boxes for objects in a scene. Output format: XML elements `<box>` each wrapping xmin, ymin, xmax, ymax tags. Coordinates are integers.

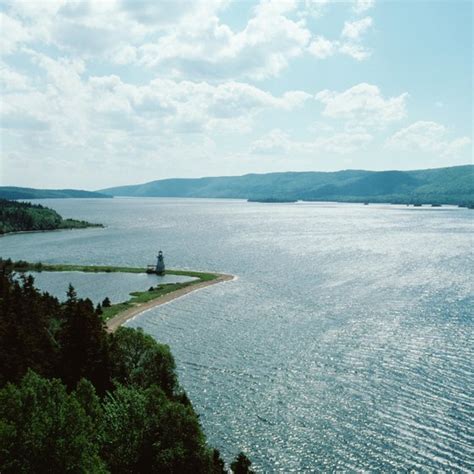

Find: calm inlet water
<box><xmin>25</xmin><ymin>271</ymin><xmax>196</xmax><ymax>305</ymax></box>
<box><xmin>1</xmin><ymin>198</ymin><xmax>473</xmax><ymax>471</ymax></box>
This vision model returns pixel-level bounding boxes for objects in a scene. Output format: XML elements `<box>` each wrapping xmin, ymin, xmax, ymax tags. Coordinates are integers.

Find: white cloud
<box><xmin>315</xmin><ymin>83</ymin><xmax>408</xmax><ymax>127</ymax></box>
<box><xmin>136</xmin><ymin>1</ymin><xmax>311</xmax><ymax>80</ymax></box>
<box><xmin>307</xmin><ymin>16</ymin><xmax>373</xmax><ymax>61</ymax></box>
<box><xmin>251</xmin><ymin>129</ymin><xmax>291</xmax><ymax>154</ymax></box>
<box><xmin>251</xmin><ymin>128</ymin><xmax>373</xmax><ymax>155</ymax></box>
<box><xmin>386</xmin><ymin>121</ymin><xmax>471</xmax><ymax>157</ymax></box>
<box><xmin>0</xmin><ymin>11</ymin><xmax>31</xmax><ymax>54</ymax></box>
<box><xmin>2</xmin><ymin>49</ymin><xmax>312</xmax><ymax>153</ymax></box>
<box><xmin>353</xmin><ymin>0</ymin><xmax>375</xmax><ymax>15</ymax></box>
<box><xmin>341</xmin><ymin>17</ymin><xmax>373</xmax><ymax>40</ymax></box>
<box><xmin>0</xmin><ymin>61</ymin><xmax>31</xmax><ymax>91</ymax></box>
<box><xmin>307</xmin><ymin>36</ymin><xmax>337</xmax><ymax>59</ymax></box>
<box><xmin>338</xmin><ymin>42</ymin><xmax>371</xmax><ymax>61</ymax></box>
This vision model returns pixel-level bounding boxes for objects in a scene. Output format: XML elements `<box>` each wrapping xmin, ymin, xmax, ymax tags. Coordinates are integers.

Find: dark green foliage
<box><xmin>102</xmin><ymin>296</ymin><xmax>111</xmax><ymax>307</ymax></box>
<box><xmin>231</xmin><ymin>452</ymin><xmax>254</xmax><ymax>474</ymax></box>
<box><xmin>109</xmin><ymin>327</ymin><xmax>177</xmax><ymax>396</ymax></box>
<box><xmin>0</xmin><ymin>268</ymin><xmax>61</xmax><ymax>386</ymax></box>
<box><xmin>0</xmin><ymin>371</ymin><xmax>106</xmax><ymax>473</ymax></box>
<box><xmin>101</xmin><ymin>384</ymin><xmax>211</xmax><ymax>473</ymax></box>
<box><xmin>0</xmin><ymin>198</ymin><xmax>102</xmax><ymax>234</ymax></box>
<box><xmin>58</xmin><ymin>291</ymin><xmax>111</xmax><ymax>394</ymax></box>
<box><xmin>101</xmin><ymin>164</ymin><xmax>474</xmax><ymax>205</ymax></box>
<box><xmin>0</xmin><ymin>186</ymin><xmax>112</xmax><ymax>200</ymax></box>
<box><xmin>211</xmin><ymin>449</ymin><xmax>226</xmax><ymax>474</ymax></box>
<box><xmin>0</xmin><ymin>266</ymin><xmax>240</xmax><ymax>472</ymax></box>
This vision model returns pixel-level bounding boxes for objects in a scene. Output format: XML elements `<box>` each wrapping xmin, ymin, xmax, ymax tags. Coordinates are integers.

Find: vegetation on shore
<box><xmin>5</xmin><ymin>259</ymin><xmax>220</xmax><ymax>322</ymax></box>
<box><xmin>100</xmin><ymin>281</ymin><xmax>207</xmax><ymax>321</ymax></box>
<box><xmin>0</xmin><ymin>186</ymin><xmax>112</xmax><ymax>200</ymax></box>
<box><xmin>8</xmin><ymin>259</ymin><xmax>218</xmax><ymax>279</ymax></box>
<box><xmin>0</xmin><ymin>260</ymin><xmax>251</xmax><ymax>472</ymax></box>
<box><xmin>248</xmin><ymin>198</ymin><xmax>297</xmax><ymax>203</ymax></box>
<box><xmin>0</xmin><ymin>199</ymin><xmax>103</xmax><ymax>235</ymax></box>
<box><xmin>100</xmin><ymin>165</ymin><xmax>474</xmax><ymax>206</ymax></box>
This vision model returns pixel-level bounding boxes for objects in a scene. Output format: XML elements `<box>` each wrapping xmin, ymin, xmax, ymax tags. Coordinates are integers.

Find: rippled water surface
<box><xmin>1</xmin><ymin>198</ymin><xmax>473</xmax><ymax>471</ymax></box>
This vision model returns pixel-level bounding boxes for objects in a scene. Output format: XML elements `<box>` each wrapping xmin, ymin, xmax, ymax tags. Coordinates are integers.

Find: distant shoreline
<box><xmin>0</xmin><ymin>226</ymin><xmax>105</xmax><ymax>237</ymax></box>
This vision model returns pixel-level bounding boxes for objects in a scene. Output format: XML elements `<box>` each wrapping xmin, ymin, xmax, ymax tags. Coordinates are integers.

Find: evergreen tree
<box><xmin>58</xmin><ymin>290</ymin><xmax>111</xmax><ymax>394</ymax></box>
<box><xmin>231</xmin><ymin>452</ymin><xmax>255</xmax><ymax>474</ymax></box>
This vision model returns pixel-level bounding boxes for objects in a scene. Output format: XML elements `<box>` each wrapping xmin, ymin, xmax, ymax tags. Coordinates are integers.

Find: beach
<box><xmin>106</xmin><ymin>273</ymin><xmax>235</xmax><ymax>332</ymax></box>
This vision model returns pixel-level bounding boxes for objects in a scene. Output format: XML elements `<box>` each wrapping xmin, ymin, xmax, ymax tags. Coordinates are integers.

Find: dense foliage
<box><xmin>0</xmin><ymin>199</ymin><xmax>102</xmax><ymax>234</ymax></box>
<box><xmin>101</xmin><ymin>165</ymin><xmax>474</xmax><ymax>206</ymax></box>
<box><xmin>0</xmin><ymin>187</ymin><xmax>111</xmax><ymax>200</ymax></box>
<box><xmin>0</xmin><ymin>261</ymin><xmax>247</xmax><ymax>472</ymax></box>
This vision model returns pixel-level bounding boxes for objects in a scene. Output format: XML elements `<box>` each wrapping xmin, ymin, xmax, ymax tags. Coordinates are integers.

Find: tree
<box><xmin>0</xmin><ymin>271</ymin><xmax>60</xmax><ymax>387</ymax></box>
<box><xmin>101</xmin><ymin>383</ymin><xmax>213</xmax><ymax>473</ymax></box>
<box><xmin>0</xmin><ymin>371</ymin><xmax>106</xmax><ymax>473</ymax></box>
<box><xmin>231</xmin><ymin>452</ymin><xmax>255</xmax><ymax>474</ymax></box>
<box><xmin>58</xmin><ymin>293</ymin><xmax>111</xmax><ymax>394</ymax></box>
<box><xmin>109</xmin><ymin>327</ymin><xmax>177</xmax><ymax>396</ymax></box>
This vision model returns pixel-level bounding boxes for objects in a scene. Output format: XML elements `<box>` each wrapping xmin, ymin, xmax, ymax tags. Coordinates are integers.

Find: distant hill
<box><xmin>0</xmin><ymin>186</ymin><xmax>112</xmax><ymax>200</ymax></box>
<box><xmin>100</xmin><ymin>165</ymin><xmax>474</xmax><ymax>205</ymax></box>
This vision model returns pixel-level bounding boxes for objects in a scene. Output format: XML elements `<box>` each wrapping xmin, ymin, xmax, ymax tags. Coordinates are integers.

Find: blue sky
<box><xmin>0</xmin><ymin>0</ymin><xmax>472</xmax><ymax>189</ymax></box>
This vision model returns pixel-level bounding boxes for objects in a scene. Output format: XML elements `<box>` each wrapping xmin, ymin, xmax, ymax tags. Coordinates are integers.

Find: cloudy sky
<box><xmin>1</xmin><ymin>0</ymin><xmax>472</xmax><ymax>189</ymax></box>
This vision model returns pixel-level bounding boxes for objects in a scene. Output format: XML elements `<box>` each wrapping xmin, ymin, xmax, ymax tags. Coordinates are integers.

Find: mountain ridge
<box><xmin>99</xmin><ymin>165</ymin><xmax>474</xmax><ymax>205</ymax></box>
<box><xmin>0</xmin><ymin>187</ymin><xmax>112</xmax><ymax>200</ymax></box>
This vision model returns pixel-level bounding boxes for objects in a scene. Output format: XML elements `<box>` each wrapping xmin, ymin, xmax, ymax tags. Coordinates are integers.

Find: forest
<box><xmin>0</xmin><ymin>199</ymin><xmax>102</xmax><ymax>234</ymax></box>
<box><xmin>0</xmin><ymin>260</ymin><xmax>253</xmax><ymax>473</ymax></box>
<box><xmin>100</xmin><ymin>165</ymin><xmax>474</xmax><ymax>206</ymax></box>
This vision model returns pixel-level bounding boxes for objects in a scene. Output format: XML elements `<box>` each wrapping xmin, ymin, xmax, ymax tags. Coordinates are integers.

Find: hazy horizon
<box><xmin>1</xmin><ymin>1</ymin><xmax>472</xmax><ymax>189</ymax></box>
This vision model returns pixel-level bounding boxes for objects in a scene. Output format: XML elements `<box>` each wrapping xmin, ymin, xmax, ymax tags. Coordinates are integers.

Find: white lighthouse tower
<box><xmin>155</xmin><ymin>250</ymin><xmax>165</xmax><ymax>275</ymax></box>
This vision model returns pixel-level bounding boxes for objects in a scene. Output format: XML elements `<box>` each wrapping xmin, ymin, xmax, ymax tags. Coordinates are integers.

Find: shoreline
<box><xmin>0</xmin><ymin>226</ymin><xmax>104</xmax><ymax>238</ymax></box>
<box><xmin>2</xmin><ymin>259</ymin><xmax>236</xmax><ymax>333</ymax></box>
<box><xmin>106</xmin><ymin>273</ymin><xmax>235</xmax><ymax>332</ymax></box>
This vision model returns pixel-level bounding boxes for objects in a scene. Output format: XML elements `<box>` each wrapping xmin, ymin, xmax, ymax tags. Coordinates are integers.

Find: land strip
<box><xmin>5</xmin><ymin>260</ymin><xmax>234</xmax><ymax>332</ymax></box>
<box><xmin>105</xmin><ymin>273</ymin><xmax>234</xmax><ymax>332</ymax></box>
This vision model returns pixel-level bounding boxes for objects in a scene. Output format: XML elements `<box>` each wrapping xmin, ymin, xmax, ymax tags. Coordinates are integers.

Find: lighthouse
<box><xmin>155</xmin><ymin>250</ymin><xmax>165</xmax><ymax>275</ymax></box>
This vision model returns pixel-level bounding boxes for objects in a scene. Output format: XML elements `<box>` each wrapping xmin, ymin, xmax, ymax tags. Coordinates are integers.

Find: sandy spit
<box><xmin>106</xmin><ymin>273</ymin><xmax>235</xmax><ymax>332</ymax></box>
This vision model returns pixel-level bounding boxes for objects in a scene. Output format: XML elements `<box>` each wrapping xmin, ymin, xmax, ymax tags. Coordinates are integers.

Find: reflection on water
<box><xmin>1</xmin><ymin>198</ymin><xmax>473</xmax><ymax>471</ymax></box>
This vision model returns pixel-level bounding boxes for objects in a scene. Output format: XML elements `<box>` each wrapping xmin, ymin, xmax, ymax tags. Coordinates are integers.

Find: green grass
<box><xmin>101</xmin><ymin>281</ymin><xmax>200</xmax><ymax>321</ymax></box>
<box><xmin>8</xmin><ymin>260</ymin><xmax>219</xmax><ymax>280</ymax></box>
<box><xmin>4</xmin><ymin>260</ymin><xmax>221</xmax><ymax>322</ymax></box>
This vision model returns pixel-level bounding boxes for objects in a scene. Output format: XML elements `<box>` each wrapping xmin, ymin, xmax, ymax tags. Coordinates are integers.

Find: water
<box><xmin>23</xmin><ymin>271</ymin><xmax>196</xmax><ymax>305</ymax></box>
<box><xmin>1</xmin><ymin>198</ymin><xmax>473</xmax><ymax>472</ymax></box>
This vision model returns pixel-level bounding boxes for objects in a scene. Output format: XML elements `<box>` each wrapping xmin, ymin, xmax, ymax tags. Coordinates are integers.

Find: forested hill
<box><xmin>100</xmin><ymin>165</ymin><xmax>474</xmax><ymax>205</ymax></box>
<box><xmin>0</xmin><ymin>186</ymin><xmax>112</xmax><ymax>200</ymax></box>
<box><xmin>0</xmin><ymin>199</ymin><xmax>102</xmax><ymax>234</ymax></box>
<box><xmin>0</xmin><ymin>261</ymin><xmax>252</xmax><ymax>472</ymax></box>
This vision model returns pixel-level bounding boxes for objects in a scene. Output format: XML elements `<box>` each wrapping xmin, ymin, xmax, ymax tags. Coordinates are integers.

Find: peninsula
<box><xmin>6</xmin><ymin>260</ymin><xmax>234</xmax><ymax>332</ymax></box>
<box><xmin>0</xmin><ymin>199</ymin><xmax>103</xmax><ymax>235</ymax></box>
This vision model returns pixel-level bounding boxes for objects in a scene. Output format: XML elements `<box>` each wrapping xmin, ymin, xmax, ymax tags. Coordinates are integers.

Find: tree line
<box><xmin>0</xmin><ymin>198</ymin><xmax>102</xmax><ymax>234</ymax></box>
<box><xmin>0</xmin><ymin>259</ymin><xmax>253</xmax><ymax>473</ymax></box>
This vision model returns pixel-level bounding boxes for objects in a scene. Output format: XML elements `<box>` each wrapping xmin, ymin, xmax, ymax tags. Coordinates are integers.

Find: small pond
<box><xmin>24</xmin><ymin>271</ymin><xmax>197</xmax><ymax>305</ymax></box>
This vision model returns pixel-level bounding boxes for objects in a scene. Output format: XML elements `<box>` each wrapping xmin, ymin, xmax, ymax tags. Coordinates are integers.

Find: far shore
<box><xmin>0</xmin><ymin>226</ymin><xmax>104</xmax><ymax>238</ymax></box>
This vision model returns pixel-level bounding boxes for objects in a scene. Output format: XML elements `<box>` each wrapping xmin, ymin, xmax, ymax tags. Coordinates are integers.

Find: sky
<box><xmin>0</xmin><ymin>0</ymin><xmax>472</xmax><ymax>190</ymax></box>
